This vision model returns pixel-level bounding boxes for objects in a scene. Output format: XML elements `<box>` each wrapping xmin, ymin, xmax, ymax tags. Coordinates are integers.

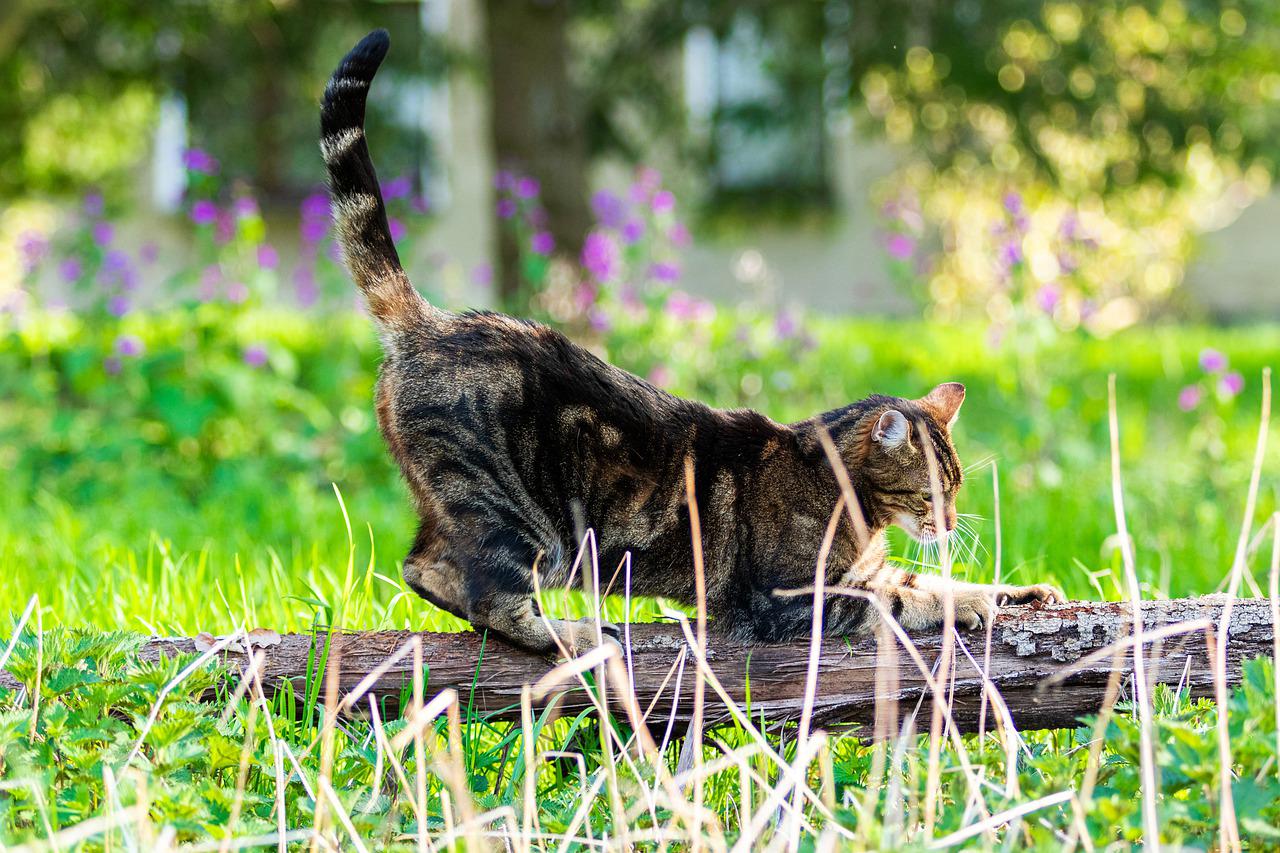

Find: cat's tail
<box><xmin>320</xmin><ymin>29</ymin><xmax>431</xmax><ymax>331</ymax></box>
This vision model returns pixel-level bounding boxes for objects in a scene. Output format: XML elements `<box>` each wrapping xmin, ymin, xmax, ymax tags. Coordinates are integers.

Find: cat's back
<box><xmin>392</xmin><ymin>308</ymin><xmax>697</xmax><ymax>426</ymax></box>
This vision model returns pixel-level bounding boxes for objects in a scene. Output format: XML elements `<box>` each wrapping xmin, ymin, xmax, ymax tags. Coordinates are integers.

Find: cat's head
<box><xmin>850</xmin><ymin>382</ymin><xmax>966</xmax><ymax>543</ymax></box>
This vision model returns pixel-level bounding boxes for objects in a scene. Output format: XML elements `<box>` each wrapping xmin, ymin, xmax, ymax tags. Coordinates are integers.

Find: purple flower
<box><xmin>300</xmin><ymin>216</ymin><xmax>327</xmax><ymax>242</ymax></box>
<box><xmin>885</xmin><ymin>233</ymin><xmax>915</xmax><ymax>261</ymax></box>
<box><xmin>515</xmin><ymin>177</ymin><xmax>540</xmax><ymax>200</ymax></box>
<box><xmin>1220</xmin><ymin>372</ymin><xmax>1244</xmax><ymax>397</ymax></box>
<box><xmin>182</xmin><ymin>147</ymin><xmax>219</xmax><ymax>175</ymax></box>
<box><xmin>648</xmin><ymin>261</ymin><xmax>680</xmax><ymax>283</ymax></box>
<box><xmin>382</xmin><ymin>176</ymin><xmax>412</xmax><ymax>200</ymax></box>
<box><xmin>301</xmin><ymin>192</ymin><xmax>330</xmax><ymax>219</ymax></box>
<box><xmin>574</xmin><ymin>283</ymin><xmax>598</xmax><ymax>313</ymax></box>
<box><xmin>496</xmin><ymin>198</ymin><xmax>517</xmax><ymax>219</ymax></box>
<box><xmin>190</xmin><ymin>200</ymin><xmax>218</xmax><ymax>226</ymax></box>
<box><xmin>1036</xmin><ymin>284</ymin><xmax>1061</xmax><ymax>314</ymax></box>
<box><xmin>494</xmin><ymin>170</ymin><xmax>516</xmax><ymax>192</ymax></box>
<box><xmin>774</xmin><ymin>310</ymin><xmax>799</xmax><ymax>340</ymax></box>
<box><xmin>301</xmin><ymin>217</ymin><xmax>328</xmax><ymax>244</ymax></box>
<box><xmin>83</xmin><ymin>191</ymin><xmax>105</xmax><ymax>218</ymax></box>
<box><xmin>1003</xmin><ymin>191</ymin><xmax>1023</xmax><ymax>215</ymax></box>
<box><xmin>581</xmin><ymin>231</ymin><xmax>619</xmax><ymax>283</ymax></box>
<box><xmin>257</xmin><ymin>244</ymin><xmax>279</xmax><ymax>270</ymax></box>
<box><xmin>652</xmin><ymin>190</ymin><xmax>676</xmax><ymax>214</ymax></box>
<box><xmin>1000</xmin><ymin>241</ymin><xmax>1023</xmax><ymax>267</ymax></box>
<box><xmin>668</xmin><ymin>222</ymin><xmax>691</xmax><ymax>248</ymax></box>
<box><xmin>619</xmin><ymin>285</ymin><xmax>642</xmax><ymax>313</ymax></box>
<box><xmin>243</xmin><ymin>343</ymin><xmax>269</xmax><ymax>368</ymax></box>
<box><xmin>59</xmin><ymin>258</ymin><xmax>83</xmax><ymax>283</ymax></box>
<box><xmin>214</xmin><ymin>211</ymin><xmax>236</xmax><ymax>245</ymax></box>
<box><xmin>103</xmin><ymin>249</ymin><xmax>129</xmax><ymax>273</ymax></box>
<box><xmin>294</xmin><ymin>264</ymin><xmax>318</xmax><ymax>307</ymax></box>
<box><xmin>233</xmin><ymin>196</ymin><xmax>259</xmax><ymax>218</ymax></box>
<box><xmin>115</xmin><ymin>334</ymin><xmax>144</xmax><ymax>357</ymax></box>
<box><xmin>665</xmin><ymin>292</ymin><xmax>697</xmax><ymax>321</ymax></box>
<box><xmin>471</xmin><ymin>263</ymin><xmax>493</xmax><ymax>287</ymax></box>
<box><xmin>621</xmin><ymin>219</ymin><xmax>645</xmax><ymax>245</ymax></box>
<box><xmin>388</xmin><ymin>217</ymin><xmax>407</xmax><ymax>242</ymax></box>
<box><xmin>530</xmin><ymin>232</ymin><xmax>555</xmax><ymax>256</ymax></box>
<box><xmin>140</xmin><ymin>242</ymin><xmax>159</xmax><ymax>264</ymax></box>
<box><xmin>103</xmin><ymin>357</ymin><xmax>122</xmax><ymax>375</ymax></box>
<box><xmin>412</xmin><ymin>195</ymin><xmax>431</xmax><ymax>215</ymax></box>
<box><xmin>17</xmin><ymin>231</ymin><xmax>48</xmax><ymax>271</ymax></box>
<box><xmin>631</xmin><ymin>167</ymin><xmax>661</xmax><ymax>203</ymax></box>
<box><xmin>591</xmin><ymin>190</ymin><xmax>627</xmax><ymax>229</ymax></box>
<box><xmin>226</xmin><ymin>282</ymin><xmax>250</xmax><ymax>303</ymax></box>
<box><xmin>648</xmin><ymin>364</ymin><xmax>672</xmax><ymax>388</ymax></box>
<box><xmin>1178</xmin><ymin>385</ymin><xmax>1202</xmax><ymax>412</ymax></box>
<box><xmin>1199</xmin><ymin>348</ymin><xmax>1227</xmax><ymax>373</ymax></box>
<box><xmin>587</xmin><ymin>308</ymin><xmax>611</xmax><ymax>333</ymax></box>
<box><xmin>1060</xmin><ymin>212</ymin><xmax>1080</xmax><ymax>241</ymax></box>
<box><xmin>92</xmin><ymin>222</ymin><xmax>114</xmax><ymax>247</ymax></box>
<box><xmin>107</xmin><ymin>295</ymin><xmax>130</xmax><ymax>317</ymax></box>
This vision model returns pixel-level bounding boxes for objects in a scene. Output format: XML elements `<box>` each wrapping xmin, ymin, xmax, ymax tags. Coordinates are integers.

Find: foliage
<box><xmin>859</xmin><ymin>0</ymin><xmax>1280</xmax><ymax>329</ymax></box>
<box><xmin>1</xmin><ymin>614</ymin><xmax>1279</xmax><ymax>846</ymax></box>
<box><xmin>2</xmin><ymin>299</ymin><xmax>1277</xmax><ymax>636</ymax></box>
<box><xmin>0</xmin><ymin>1</ymin><xmax>424</xmax><ymax>195</ymax></box>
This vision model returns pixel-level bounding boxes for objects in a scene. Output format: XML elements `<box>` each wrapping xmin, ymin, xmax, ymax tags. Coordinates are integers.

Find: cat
<box><xmin>320</xmin><ymin>30</ymin><xmax>1062</xmax><ymax>654</ymax></box>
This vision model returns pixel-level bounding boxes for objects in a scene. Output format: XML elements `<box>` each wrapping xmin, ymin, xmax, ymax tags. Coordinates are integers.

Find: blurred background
<box><xmin>1</xmin><ymin>1</ymin><xmax>1278</xmax><ymax>630</ymax></box>
<box><xmin>4</xmin><ymin>0</ymin><xmax>1280</xmax><ymax>322</ymax></box>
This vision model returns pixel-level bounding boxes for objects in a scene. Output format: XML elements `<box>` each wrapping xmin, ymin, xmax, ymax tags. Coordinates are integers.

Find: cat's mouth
<box><xmin>895</xmin><ymin>512</ymin><xmax>948</xmax><ymax>544</ymax></box>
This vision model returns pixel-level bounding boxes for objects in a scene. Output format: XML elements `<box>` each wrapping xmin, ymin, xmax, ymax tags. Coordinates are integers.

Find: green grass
<box><xmin>1</xmin><ymin>307</ymin><xmax>1276</xmax><ymax>632</ymax></box>
<box><xmin>1</xmin><ymin>306</ymin><xmax>1278</xmax><ymax>847</ymax></box>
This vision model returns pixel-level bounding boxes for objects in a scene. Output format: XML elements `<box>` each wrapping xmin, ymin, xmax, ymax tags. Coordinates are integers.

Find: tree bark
<box><xmin>482</xmin><ymin>0</ymin><xmax>593</xmax><ymax>308</ymax></box>
<box><xmin>35</xmin><ymin>597</ymin><xmax>1273</xmax><ymax>735</ymax></box>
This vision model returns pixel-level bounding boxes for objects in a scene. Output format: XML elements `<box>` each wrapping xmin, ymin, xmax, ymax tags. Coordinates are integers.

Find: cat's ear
<box><xmin>921</xmin><ymin>382</ymin><xmax>965</xmax><ymax>428</ymax></box>
<box><xmin>872</xmin><ymin>409</ymin><xmax>909</xmax><ymax>449</ymax></box>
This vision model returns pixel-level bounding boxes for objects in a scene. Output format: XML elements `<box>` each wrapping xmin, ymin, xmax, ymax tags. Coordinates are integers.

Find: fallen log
<box><xmin>27</xmin><ymin>597</ymin><xmax>1280</xmax><ymax>733</ymax></box>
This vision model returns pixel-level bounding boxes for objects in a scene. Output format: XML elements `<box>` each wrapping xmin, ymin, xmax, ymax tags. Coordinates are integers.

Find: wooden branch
<box><xmin>20</xmin><ymin>597</ymin><xmax>1280</xmax><ymax>734</ymax></box>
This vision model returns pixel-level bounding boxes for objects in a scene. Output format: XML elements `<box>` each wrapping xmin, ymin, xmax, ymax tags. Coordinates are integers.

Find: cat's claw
<box><xmin>994</xmin><ymin>583</ymin><xmax>1065</xmax><ymax>607</ymax></box>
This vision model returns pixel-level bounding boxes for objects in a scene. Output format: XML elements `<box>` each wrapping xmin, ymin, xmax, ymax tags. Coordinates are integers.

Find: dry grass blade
<box><xmin>978</xmin><ymin>463</ymin><xmax>1002</xmax><ymax>747</ymax></box>
<box><xmin>683</xmin><ymin>456</ymin><xmax>709</xmax><ymax>850</ymax></box>
<box><xmin>789</xmin><ymin>496</ymin><xmax>845</xmax><ymax>848</ymax></box>
<box><xmin>926</xmin><ymin>790</ymin><xmax>1074</xmax><ymax>849</ymax></box>
<box><xmin>1270</xmin><ymin>514</ymin><xmax>1280</xmax><ymax>780</ymax></box>
<box><xmin>7</xmin><ymin>806</ymin><xmax>146</xmax><ymax>853</ymax></box>
<box><xmin>1211</xmin><ymin>366</ymin><xmax>1270</xmax><ymax>853</ymax></box>
<box><xmin>1106</xmin><ymin>374</ymin><xmax>1161</xmax><ymax>850</ymax></box>
<box><xmin>119</xmin><ymin>626</ymin><xmax>247</xmax><ymax>771</ymax></box>
<box><xmin>920</xmin><ymin>433</ymin><xmax>959</xmax><ymax>840</ymax></box>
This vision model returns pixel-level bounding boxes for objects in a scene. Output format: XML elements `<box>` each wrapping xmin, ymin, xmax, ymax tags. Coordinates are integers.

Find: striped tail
<box><xmin>320</xmin><ymin>29</ymin><xmax>429</xmax><ymax>331</ymax></box>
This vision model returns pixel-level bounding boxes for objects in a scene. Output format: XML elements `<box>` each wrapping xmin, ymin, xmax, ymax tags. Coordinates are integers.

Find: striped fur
<box><xmin>320</xmin><ymin>32</ymin><xmax>1062</xmax><ymax>655</ymax></box>
<box><xmin>321</xmin><ymin>29</ymin><xmax>429</xmax><ymax>331</ymax></box>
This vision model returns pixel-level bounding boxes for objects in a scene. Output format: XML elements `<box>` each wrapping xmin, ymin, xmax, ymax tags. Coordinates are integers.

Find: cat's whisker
<box><xmin>963</xmin><ymin>454</ymin><xmax>997</xmax><ymax>474</ymax></box>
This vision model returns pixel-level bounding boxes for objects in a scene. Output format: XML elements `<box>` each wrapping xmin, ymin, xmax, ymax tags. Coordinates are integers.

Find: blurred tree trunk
<box><xmin>249</xmin><ymin>19</ymin><xmax>285</xmax><ymax>199</ymax></box>
<box><xmin>482</xmin><ymin>0</ymin><xmax>592</xmax><ymax>309</ymax></box>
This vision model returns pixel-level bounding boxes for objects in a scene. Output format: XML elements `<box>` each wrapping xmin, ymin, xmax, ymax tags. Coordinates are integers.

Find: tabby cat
<box><xmin>320</xmin><ymin>31</ymin><xmax>1062</xmax><ymax>654</ymax></box>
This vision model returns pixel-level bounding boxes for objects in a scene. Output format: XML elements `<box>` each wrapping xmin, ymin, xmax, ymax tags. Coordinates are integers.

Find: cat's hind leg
<box><xmin>401</xmin><ymin>521</ymin><xmax>470</xmax><ymax>620</ymax></box>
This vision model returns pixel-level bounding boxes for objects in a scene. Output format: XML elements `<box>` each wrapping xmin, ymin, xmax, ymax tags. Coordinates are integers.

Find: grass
<box><xmin>1</xmin><ymin>306</ymin><xmax>1278</xmax><ymax>847</ymax></box>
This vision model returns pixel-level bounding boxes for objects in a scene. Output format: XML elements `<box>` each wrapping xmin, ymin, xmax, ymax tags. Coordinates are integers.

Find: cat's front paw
<box><xmin>993</xmin><ymin>583</ymin><xmax>1065</xmax><ymax>607</ymax></box>
<box><xmin>558</xmin><ymin>619</ymin><xmax>623</xmax><ymax>657</ymax></box>
<box><xmin>948</xmin><ymin>590</ymin><xmax>997</xmax><ymax>630</ymax></box>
